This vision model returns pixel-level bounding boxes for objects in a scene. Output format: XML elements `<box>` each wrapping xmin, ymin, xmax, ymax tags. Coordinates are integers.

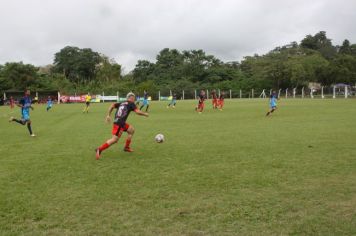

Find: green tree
<box><xmin>132</xmin><ymin>60</ymin><xmax>155</xmax><ymax>83</ymax></box>
<box><xmin>52</xmin><ymin>46</ymin><xmax>101</xmax><ymax>85</ymax></box>
<box><xmin>339</xmin><ymin>39</ymin><xmax>353</xmax><ymax>55</ymax></box>
<box><xmin>326</xmin><ymin>54</ymin><xmax>356</xmax><ymax>85</ymax></box>
<box><xmin>96</xmin><ymin>56</ymin><xmax>122</xmax><ymax>83</ymax></box>
<box><xmin>0</xmin><ymin>62</ymin><xmax>39</xmax><ymax>90</ymax></box>
<box><xmin>301</xmin><ymin>31</ymin><xmax>336</xmax><ymax>59</ymax></box>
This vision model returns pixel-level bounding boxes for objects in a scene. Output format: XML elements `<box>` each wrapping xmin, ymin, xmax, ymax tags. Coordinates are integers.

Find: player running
<box><xmin>211</xmin><ymin>90</ymin><xmax>218</xmax><ymax>109</ymax></box>
<box><xmin>195</xmin><ymin>90</ymin><xmax>206</xmax><ymax>114</ymax></box>
<box><xmin>266</xmin><ymin>91</ymin><xmax>278</xmax><ymax>117</ymax></box>
<box><xmin>135</xmin><ymin>95</ymin><xmax>141</xmax><ymax>106</ymax></box>
<box><xmin>140</xmin><ymin>90</ymin><xmax>150</xmax><ymax>112</ymax></box>
<box><xmin>46</xmin><ymin>96</ymin><xmax>53</xmax><ymax>111</ymax></box>
<box><xmin>9</xmin><ymin>96</ymin><xmax>15</xmax><ymax>109</ymax></box>
<box><xmin>218</xmin><ymin>91</ymin><xmax>225</xmax><ymax>110</ymax></box>
<box><xmin>167</xmin><ymin>93</ymin><xmax>177</xmax><ymax>108</ymax></box>
<box><xmin>83</xmin><ymin>93</ymin><xmax>91</xmax><ymax>113</ymax></box>
<box><xmin>9</xmin><ymin>89</ymin><xmax>35</xmax><ymax>137</ymax></box>
<box><xmin>95</xmin><ymin>93</ymin><xmax>149</xmax><ymax>160</ymax></box>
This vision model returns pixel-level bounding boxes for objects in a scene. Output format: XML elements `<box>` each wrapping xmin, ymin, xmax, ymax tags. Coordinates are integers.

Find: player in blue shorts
<box><xmin>266</xmin><ymin>91</ymin><xmax>278</xmax><ymax>117</ymax></box>
<box><xmin>135</xmin><ymin>95</ymin><xmax>141</xmax><ymax>106</ymax></box>
<box><xmin>140</xmin><ymin>90</ymin><xmax>150</xmax><ymax>112</ymax></box>
<box><xmin>9</xmin><ymin>89</ymin><xmax>36</xmax><ymax>137</ymax></box>
<box><xmin>46</xmin><ymin>96</ymin><xmax>53</xmax><ymax>111</ymax></box>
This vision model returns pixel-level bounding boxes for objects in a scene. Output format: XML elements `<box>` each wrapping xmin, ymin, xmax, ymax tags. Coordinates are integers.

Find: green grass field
<box><xmin>0</xmin><ymin>99</ymin><xmax>355</xmax><ymax>235</ymax></box>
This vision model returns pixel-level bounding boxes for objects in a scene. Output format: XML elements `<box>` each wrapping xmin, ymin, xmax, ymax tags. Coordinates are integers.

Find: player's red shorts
<box><xmin>219</xmin><ymin>100</ymin><xmax>224</xmax><ymax>107</ymax></box>
<box><xmin>198</xmin><ymin>102</ymin><xmax>205</xmax><ymax>110</ymax></box>
<box><xmin>112</xmin><ymin>123</ymin><xmax>130</xmax><ymax>137</ymax></box>
<box><xmin>213</xmin><ymin>98</ymin><xmax>218</xmax><ymax>105</ymax></box>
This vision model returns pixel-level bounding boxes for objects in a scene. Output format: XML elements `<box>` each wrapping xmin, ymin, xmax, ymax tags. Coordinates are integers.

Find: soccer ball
<box><xmin>155</xmin><ymin>134</ymin><xmax>164</xmax><ymax>143</ymax></box>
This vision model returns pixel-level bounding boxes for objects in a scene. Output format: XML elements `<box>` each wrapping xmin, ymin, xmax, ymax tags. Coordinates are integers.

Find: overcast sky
<box><xmin>0</xmin><ymin>0</ymin><xmax>355</xmax><ymax>72</ymax></box>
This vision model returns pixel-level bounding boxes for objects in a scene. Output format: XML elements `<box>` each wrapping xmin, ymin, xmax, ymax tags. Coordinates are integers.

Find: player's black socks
<box><xmin>27</xmin><ymin>123</ymin><xmax>33</xmax><ymax>135</ymax></box>
<box><xmin>140</xmin><ymin>105</ymin><xmax>144</xmax><ymax>110</ymax></box>
<box><xmin>13</xmin><ymin>119</ymin><xmax>26</xmax><ymax>125</ymax></box>
<box><xmin>146</xmin><ymin>105</ymin><xmax>149</xmax><ymax>112</ymax></box>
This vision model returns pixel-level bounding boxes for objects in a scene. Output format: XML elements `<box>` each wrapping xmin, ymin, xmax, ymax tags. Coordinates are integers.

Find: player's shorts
<box><xmin>112</xmin><ymin>123</ymin><xmax>130</xmax><ymax>136</ymax></box>
<box><xmin>213</xmin><ymin>98</ymin><xmax>218</xmax><ymax>104</ymax></box>
<box><xmin>86</xmin><ymin>102</ymin><xmax>90</xmax><ymax>106</ymax></box>
<box><xmin>21</xmin><ymin>113</ymin><xmax>30</xmax><ymax>121</ymax></box>
<box><xmin>198</xmin><ymin>102</ymin><xmax>205</xmax><ymax>109</ymax></box>
<box><xmin>219</xmin><ymin>100</ymin><xmax>224</xmax><ymax>106</ymax></box>
<box><xmin>270</xmin><ymin>104</ymin><xmax>277</xmax><ymax>109</ymax></box>
<box><xmin>143</xmin><ymin>99</ymin><xmax>149</xmax><ymax>106</ymax></box>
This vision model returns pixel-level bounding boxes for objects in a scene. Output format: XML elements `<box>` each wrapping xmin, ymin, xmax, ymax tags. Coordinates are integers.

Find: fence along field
<box><xmin>1</xmin><ymin>84</ymin><xmax>354</xmax><ymax>105</ymax></box>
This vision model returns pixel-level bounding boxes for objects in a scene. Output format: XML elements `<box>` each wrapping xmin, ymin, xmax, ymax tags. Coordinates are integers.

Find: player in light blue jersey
<box><xmin>9</xmin><ymin>89</ymin><xmax>35</xmax><ymax>136</ymax></box>
<box><xmin>140</xmin><ymin>90</ymin><xmax>150</xmax><ymax>112</ymax></box>
<box><xmin>46</xmin><ymin>96</ymin><xmax>53</xmax><ymax>111</ymax></box>
<box><xmin>266</xmin><ymin>91</ymin><xmax>278</xmax><ymax>117</ymax></box>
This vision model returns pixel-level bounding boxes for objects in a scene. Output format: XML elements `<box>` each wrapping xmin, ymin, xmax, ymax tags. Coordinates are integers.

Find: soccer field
<box><xmin>0</xmin><ymin>99</ymin><xmax>355</xmax><ymax>235</ymax></box>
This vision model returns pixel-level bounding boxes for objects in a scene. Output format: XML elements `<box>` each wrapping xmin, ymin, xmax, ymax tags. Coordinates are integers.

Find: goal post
<box><xmin>333</xmin><ymin>86</ymin><xmax>336</xmax><ymax>99</ymax></box>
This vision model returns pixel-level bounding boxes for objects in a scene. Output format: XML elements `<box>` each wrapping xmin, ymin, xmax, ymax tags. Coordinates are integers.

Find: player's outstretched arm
<box><xmin>105</xmin><ymin>104</ymin><xmax>116</xmax><ymax>123</ymax></box>
<box><xmin>134</xmin><ymin>109</ymin><xmax>149</xmax><ymax>117</ymax></box>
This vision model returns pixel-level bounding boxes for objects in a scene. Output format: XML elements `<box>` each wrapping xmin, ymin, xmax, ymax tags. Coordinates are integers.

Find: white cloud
<box><xmin>0</xmin><ymin>0</ymin><xmax>355</xmax><ymax>71</ymax></box>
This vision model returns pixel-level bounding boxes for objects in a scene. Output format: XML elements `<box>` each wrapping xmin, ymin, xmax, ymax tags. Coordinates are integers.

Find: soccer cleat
<box><xmin>124</xmin><ymin>147</ymin><xmax>134</xmax><ymax>153</ymax></box>
<box><xmin>9</xmin><ymin>116</ymin><xmax>14</xmax><ymax>122</ymax></box>
<box><xmin>30</xmin><ymin>134</ymin><xmax>36</xmax><ymax>137</ymax></box>
<box><xmin>95</xmin><ymin>148</ymin><xmax>101</xmax><ymax>160</ymax></box>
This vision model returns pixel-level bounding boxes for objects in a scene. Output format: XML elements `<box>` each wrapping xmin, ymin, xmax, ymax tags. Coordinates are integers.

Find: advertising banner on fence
<box><xmin>159</xmin><ymin>96</ymin><xmax>172</xmax><ymax>101</ymax></box>
<box><xmin>60</xmin><ymin>95</ymin><xmax>100</xmax><ymax>103</ymax></box>
<box><xmin>59</xmin><ymin>94</ymin><xmax>155</xmax><ymax>103</ymax></box>
<box><xmin>96</xmin><ymin>95</ymin><xmax>118</xmax><ymax>102</ymax></box>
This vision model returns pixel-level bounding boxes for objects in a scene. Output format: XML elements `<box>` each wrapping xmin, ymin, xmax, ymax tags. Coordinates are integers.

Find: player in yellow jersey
<box><xmin>83</xmin><ymin>93</ymin><xmax>92</xmax><ymax>113</ymax></box>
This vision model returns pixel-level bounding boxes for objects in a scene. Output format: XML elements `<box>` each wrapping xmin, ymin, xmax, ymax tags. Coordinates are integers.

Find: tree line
<box><xmin>1</xmin><ymin>31</ymin><xmax>356</xmax><ymax>97</ymax></box>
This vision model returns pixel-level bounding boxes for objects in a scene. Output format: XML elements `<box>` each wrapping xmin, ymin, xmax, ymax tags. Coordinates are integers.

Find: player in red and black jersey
<box><xmin>95</xmin><ymin>93</ymin><xmax>148</xmax><ymax>160</ymax></box>
<box><xmin>211</xmin><ymin>89</ymin><xmax>218</xmax><ymax>109</ymax></box>
<box><xmin>218</xmin><ymin>91</ymin><xmax>225</xmax><ymax>110</ymax></box>
<box><xmin>195</xmin><ymin>90</ymin><xmax>206</xmax><ymax>113</ymax></box>
<box><xmin>9</xmin><ymin>96</ymin><xmax>15</xmax><ymax>109</ymax></box>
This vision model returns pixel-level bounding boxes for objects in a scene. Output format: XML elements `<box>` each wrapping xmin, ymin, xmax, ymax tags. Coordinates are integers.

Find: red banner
<box><xmin>60</xmin><ymin>95</ymin><xmax>91</xmax><ymax>103</ymax></box>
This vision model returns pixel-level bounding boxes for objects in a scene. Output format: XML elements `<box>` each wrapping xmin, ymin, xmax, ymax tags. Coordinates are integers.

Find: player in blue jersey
<box><xmin>9</xmin><ymin>89</ymin><xmax>35</xmax><ymax>137</ymax></box>
<box><xmin>140</xmin><ymin>90</ymin><xmax>150</xmax><ymax>112</ymax></box>
<box><xmin>46</xmin><ymin>96</ymin><xmax>53</xmax><ymax>111</ymax></box>
<box><xmin>266</xmin><ymin>91</ymin><xmax>278</xmax><ymax>117</ymax></box>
